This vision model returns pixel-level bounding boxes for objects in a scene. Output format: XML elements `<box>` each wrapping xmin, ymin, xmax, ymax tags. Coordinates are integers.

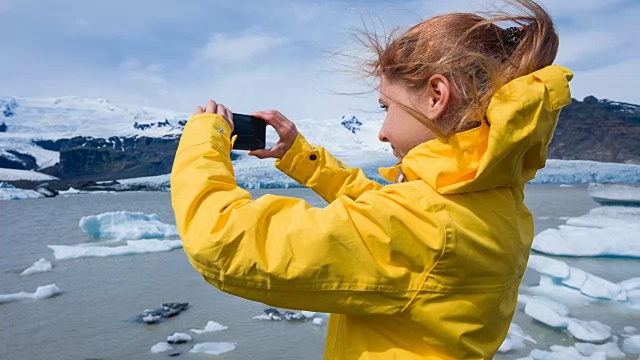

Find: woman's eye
<box><xmin>379</xmin><ymin>103</ymin><xmax>388</xmax><ymax>112</ymax></box>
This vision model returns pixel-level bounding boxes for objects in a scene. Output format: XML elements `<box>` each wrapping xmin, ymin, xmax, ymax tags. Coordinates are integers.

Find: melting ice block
<box><xmin>48</xmin><ymin>239</ymin><xmax>182</xmax><ymax>260</ymax></box>
<box><xmin>524</xmin><ymin>345</ymin><xmax>607</xmax><ymax>359</ymax></box>
<box><xmin>190</xmin><ymin>342</ymin><xmax>236</xmax><ymax>356</ymax></box>
<box><xmin>79</xmin><ymin>211</ymin><xmax>178</xmax><ymax>240</ymax></box>
<box><xmin>150</xmin><ymin>342</ymin><xmax>173</xmax><ymax>353</ymax></box>
<box><xmin>524</xmin><ymin>297</ymin><xmax>571</xmax><ymax>328</ymax></box>
<box><xmin>566</xmin><ymin>319</ymin><xmax>612</xmax><ymax>343</ymax></box>
<box><xmin>0</xmin><ymin>284</ymin><xmax>61</xmax><ymax>303</ymax></box>
<box><xmin>622</xmin><ymin>335</ymin><xmax>640</xmax><ymax>355</ymax></box>
<box><xmin>190</xmin><ymin>321</ymin><xmax>228</xmax><ymax>334</ymax></box>
<box><xmin>527</xmin><ymin>255</ymin><xmax>570</xmax><ymax>279</ymax></box>
<box><xmin>527</xmin><ymin>254</ymin><xmax>627</xmax><ymax>301</ymax></box>
<box><xmin>167</xmin><ymin>333</ymin><xmax>192</xmax><ymax>344</ymax></box>
<box><xmin>21</xmin><ymin>258</ymin><xmax>53</xmax><ymax>275</ymax></box>
<box><xmin>497</xmin><ymin>323</ymin><xmax>536</xmax><ymax>353</ymax></box>
<box><xmin>574</xmin><ymin>340</ymin><xmax>626</xmax><ymax>358</ymax></box>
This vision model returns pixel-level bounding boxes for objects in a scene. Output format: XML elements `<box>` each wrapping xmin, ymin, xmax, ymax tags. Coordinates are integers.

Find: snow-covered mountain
<box><xmin>0</xmin><ymin>96</ymin><xmax>189</xmax><ymax>170</ymax></box>
<box><xmin>1</xmin><ymin>95</ymin><xmax>639</xmax><ymax>187</ymax></box>
<box><xmin>0</xmin><ymin>95</ymin><xmax>394</xmax><ymax>181</ymax></box>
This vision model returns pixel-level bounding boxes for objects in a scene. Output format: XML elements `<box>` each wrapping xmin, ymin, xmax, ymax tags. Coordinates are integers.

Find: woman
<box><xmin>170</xmin><ymin>0</ymin><xmax>572</xmax><ymax>358</ymax></box>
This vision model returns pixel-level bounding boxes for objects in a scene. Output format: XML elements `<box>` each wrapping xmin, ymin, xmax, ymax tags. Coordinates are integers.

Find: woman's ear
<box><xmin>423</xmin><ymin>74</ymin><xmax>451</xmax><ymax>120</ymax></box>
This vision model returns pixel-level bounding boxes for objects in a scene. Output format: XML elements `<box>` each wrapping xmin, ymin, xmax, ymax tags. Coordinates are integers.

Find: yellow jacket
<box><xmin>171</xmin><ymin>65</ymin><xmax>573</xmax><ymax>359</ymax></box>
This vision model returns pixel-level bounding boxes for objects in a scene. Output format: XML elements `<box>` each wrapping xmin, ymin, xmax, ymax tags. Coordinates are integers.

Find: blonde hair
<box><xmin>363</xmin><ymin>0</ymin><xmax>559</xmax><ymax>138</ymax></box>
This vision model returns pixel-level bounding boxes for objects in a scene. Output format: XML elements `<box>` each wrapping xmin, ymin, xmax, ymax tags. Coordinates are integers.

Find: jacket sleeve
<box><xmin>171</xmin><ymin>114</ymin><xmax>439</xmax><ymax>315</ymax></box>
<box><xmin>274</xmin><ymin>133</ymin><xmax>383</xmax><ymax>203</ymax></box>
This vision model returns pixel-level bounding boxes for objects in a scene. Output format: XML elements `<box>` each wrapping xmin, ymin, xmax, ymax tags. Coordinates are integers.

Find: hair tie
<box><xmin>504</xmin><ymin>26</ymin><xmax>524</xmax><ymax>49</ymax></box>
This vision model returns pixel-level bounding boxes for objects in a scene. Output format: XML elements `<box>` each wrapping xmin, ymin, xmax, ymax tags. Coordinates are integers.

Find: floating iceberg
<box><xmin>48</xmin><ymin>239</ymin><xmax>182</xmax><ymax>260</ymax></box>
<box><xmin>190</xmin><ymin>320</ymin><xmax>228</xmax><ymax>334</ymax></box>
<box><xmin>0</xmin><ymin>284</ymin><xmax>61</xmax><ymax>304</ymax></box>
<box><xmin>79</xmin><ymin>211</ymin><xmax>178</xmax><ymax>240</ymax></box>
<box><xmin>150</xmin><ymin>342</ymin><xmax>173</xmax><ymax>354</ymax></box>
<box><xmin>623</xmin><ymin>335</ymin><xmax>640</xmax><ymax>355</ymax></box>
<box><xmin>588</xmin><ymin>183</ymin><xmax>640</xmax><ymax>206</ymax></box>
<box><xmin>189</xmin><ymin>342</ymin><xmax>236</xmax><ymax>356</ymax></box>
<box><xmin>21</xmin><ymin>258</ymin><xmax>53</xmax><ymax>275</ymax></box>
<box><xmin>0</xmin><ymin>183</ymin><xmax>43</xmax><ymax>200</ymax></box>
<box><xmin>532</xmin><ymin>206</ymin><xmax>640</xmax><ymax>258</ymax></box>
<box><xmin>527</xmin><ymin>255</ymin><xmax>629</xmax><ymax>301</ymax></box>
<box><xmin>167</xmin><ymin>333</ymin><xmax>192</xmax><ymax>344</ymax></box>
<box><xmin>522</xmin><ymin>345</ymin><xmax>607</xmax><ymax>359</ymax></box>
<box><xmin>497</xmin><ymin>323</ymin><xmax>536</xmax><ymax>353</ymax></box>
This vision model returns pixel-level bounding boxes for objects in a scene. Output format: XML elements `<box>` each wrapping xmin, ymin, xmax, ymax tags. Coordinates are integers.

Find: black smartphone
<box><xmin>231</xmin><ymin>113</ymin><xmax>266</xmax><ymax>150</ymax></box>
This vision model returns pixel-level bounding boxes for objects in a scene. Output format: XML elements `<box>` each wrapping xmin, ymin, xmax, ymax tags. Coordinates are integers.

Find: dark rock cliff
<box><xmin>549</xmin><ymin>96</ymin><xmax>640</xmax><ymax>164</ymax></box>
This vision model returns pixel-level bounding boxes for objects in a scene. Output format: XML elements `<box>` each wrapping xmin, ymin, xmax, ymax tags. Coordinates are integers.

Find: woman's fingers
<box><xmin>193</xmin><ymin>106</ymin><xmax>204</xmax><ymax>115</ymax></box>
<box><xmin>205</xmin><ymin>100</ymin><xmax>217</xmax><ymax>113</ymax></box>
<box><xmin>248</xmin><ymin>144</ymin><xmax>286</xmax><ymax>159</ymax></box>
<box><xmin>216</xmin><ymin>103</ymin><xmax>234</xmax><ymax>132</ymax></box>
<box><xmin>252</xmin><ymin>110</ymin><xmax>298</xmax><ymax>140</ymax></box>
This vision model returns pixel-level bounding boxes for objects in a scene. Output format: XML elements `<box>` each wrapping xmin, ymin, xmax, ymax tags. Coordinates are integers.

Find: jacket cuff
<box><xmin>176</xmin><ymin>114</ymin><xmax>232</xmax><ymax>155</ymax></box>
<box><xmin>274</xmin><ymin>133</ymin><xmax>320</xmax><ymax>185</ymax></box>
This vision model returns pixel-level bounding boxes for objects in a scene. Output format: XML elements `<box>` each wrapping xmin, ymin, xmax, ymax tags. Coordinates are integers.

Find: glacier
<box><xmin>79</xmin><ymin>211</ymin><xmax>178</xmax><ymax>240</ymax></box>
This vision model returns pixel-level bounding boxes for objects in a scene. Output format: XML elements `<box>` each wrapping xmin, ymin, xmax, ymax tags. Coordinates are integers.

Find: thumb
<box><xmin>247</xmin><ymin>149</ymin><xmax>273</xmax><ymax>159</ymax></box>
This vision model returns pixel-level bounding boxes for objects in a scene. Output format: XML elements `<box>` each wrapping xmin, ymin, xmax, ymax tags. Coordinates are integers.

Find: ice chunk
<box><xmin>532</xmin><ymin>224</ymin><xmax>640</xmax><ymax>257</ymax></box>
<box><xmin>580</xmin><ymin>274</ymin><xmax>626</xmax><ymax>301</ymax></box>
<box><xmin>619</xmin><ymin>278</ymin><xmax>640</xmax><ymax>292</ymax></box>
<box><xmin>0</xmin><ymin>187</ymin><xmax>44</xmax><ymax>200</ymax></box>
<box><xmin>21</xmin><ymin>258</ymin><xmax>52</xmax><ymax>275</ymax></box>
<box><xmin>588</xmin><ymin>183</ymin><xmax>640</xmax><ymax>206</ymax></box>
<box><xmin>190</xmin><ymin>342</ymin><xmax>236</xmax><ymax>356</ymax></box>
<box><xmin>525</xmin><ymin>346</ymin><xmax>607</xmax><ymax>359</ymax></box>
<box><xmin>624</xmin><ymin>326</ymin><xmax>638</xmax><ymax>336</ymax></box>
<box><xmin>312</xmin><ymin>317</ymin><xmax>324</xmax><ymax>326</ymax></box>
<box><xmin>518</xmin><ymin>294</ymin><xmax>532</xmax><ymax>306</ymax></box>
<box><xmin>497</xmin><ymin>323</ymin><xmax>536</xmax><ymax>353</ymax></box>
<box><xmin>622</xmin><ymin>335</ymin><xmax>640</xmax><ymax>355</ymax></box>
<box><xmin>79</xmin><ymin>211</ymin><xmax>178</xmax><ymax>240</ymax></box>
<box><xmin>566</xmin><ymin>206</ymin><xmax>640</xmax><ymax>228</ymax></box>
<box><xmin>0</xmin><ymin>284</ymin><xmax>60</xmax><ymax>303</ymax></box>
<box><xmin>167</xmin><ymin>333</ymin><xmax>192</xmax><ymax>344</ymax></box>
<box><xmin>574</xmin><ymin>340</ymin><xmax>626</xmax><ymax>358</ymax></box>
<box><xmin>300</xmin><ymin>311</ymin><xmax>317</xmax><ymax>318</ymax></box>
<box><xmin>566</xmin><ymin>319</ymin><xmax>612</xmax><ymax>343</ymax></box>
<box><xmin>524</xmin><ymin>297</ymin><xmax>571</xmax><ymax>328</ymax></box>
<box><xmin>48</xmin><ymin>239</ymin><xmax>182</xmax><ymax>260</ymax></box>
<box><xmin>150</xmin><ymin>342</ymin><xmax>173</xmax><ymax>353</ymax></box>
<box><xmin>142</xmin><ymin>314</ymin><xmax>162</xmax><ymax>324</ymax></box>
<box><xmin>527</xmin><ymin>255</ymin><xmax>570</xmax><ymax>279</ymax></box>
<box><xmin>252</xmin><ymin>308</ymin><xmax>283</xmax><ymax>321</ymax></box>
<box><xmin>561</xmin><ymin>267</ymin><xmax>588</xmax><ymax>290</ymax></box>
<box><xmin>190</xmin><ymin>320</ymin><xmax>228</xmax><ymax>334</ymax></box>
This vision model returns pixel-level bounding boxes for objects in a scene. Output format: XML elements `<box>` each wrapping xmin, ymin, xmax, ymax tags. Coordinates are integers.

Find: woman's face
<box><xmin>377</xmin><ymin>77</ymin><xmax>437</xmax><ymax>161</ymax></box>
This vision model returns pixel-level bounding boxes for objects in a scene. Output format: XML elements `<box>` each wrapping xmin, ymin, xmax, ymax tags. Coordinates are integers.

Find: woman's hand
<box><xmin>248</xmin><ymin>110</ymin><xmax>299</xmax><ymax>159</ymax></box>
<box><xmin>194</xmin><ymin>99</ymin><xmax>234</xmax><ymax>132</ymax></box>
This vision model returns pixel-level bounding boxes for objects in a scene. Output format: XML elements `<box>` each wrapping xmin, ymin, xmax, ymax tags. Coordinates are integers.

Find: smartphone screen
<box><xmin>231</xmin><ymin>113</ymin><xmax>266</xmax><ymax>150</ymax></box>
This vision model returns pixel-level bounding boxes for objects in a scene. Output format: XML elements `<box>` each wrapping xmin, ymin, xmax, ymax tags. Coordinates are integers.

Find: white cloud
<box><xmin>120</xmin><ymin>59</ymin><xmax>167</xmax><ymax>86</ymax></box>
<box><xmin>193</xmin><ymin>33</ymin><xmax>288</xmax><ymax>65</ymax></box>
<box><xmin>556</xmin><ymin>31</ymin><xmax>628</xmax><ymax>65</ymax></box>
<box><xmin>570</xmin><ymin>59</ymin><xmax>640</xmax><ymax>104</ymax></box>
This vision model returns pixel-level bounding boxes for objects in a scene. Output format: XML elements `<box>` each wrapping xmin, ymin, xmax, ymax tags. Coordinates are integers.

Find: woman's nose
<box><xmin>378</xmin><ymin>128</ymin><xmax>388</xmax><ymax>142</ymax></box>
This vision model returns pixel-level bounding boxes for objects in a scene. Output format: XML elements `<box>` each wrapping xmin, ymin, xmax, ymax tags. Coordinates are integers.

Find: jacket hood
<box><xmin>379</xmin><ymin>65</ymin><xmax>573</xmax><ymax>194</ymax></box>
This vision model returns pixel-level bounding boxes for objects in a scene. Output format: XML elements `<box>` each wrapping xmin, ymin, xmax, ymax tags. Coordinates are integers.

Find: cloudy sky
<box><xmin>1</xmin><ymin>0</ymin><xmax>638</xmax><ymax>120</ymax></box>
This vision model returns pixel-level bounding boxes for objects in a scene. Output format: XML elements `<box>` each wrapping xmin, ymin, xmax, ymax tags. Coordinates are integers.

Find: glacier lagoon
<box><xmin>1</xmin><ymin>186</ymin><xmax>639</xmax><ymax>359</ymax></box>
